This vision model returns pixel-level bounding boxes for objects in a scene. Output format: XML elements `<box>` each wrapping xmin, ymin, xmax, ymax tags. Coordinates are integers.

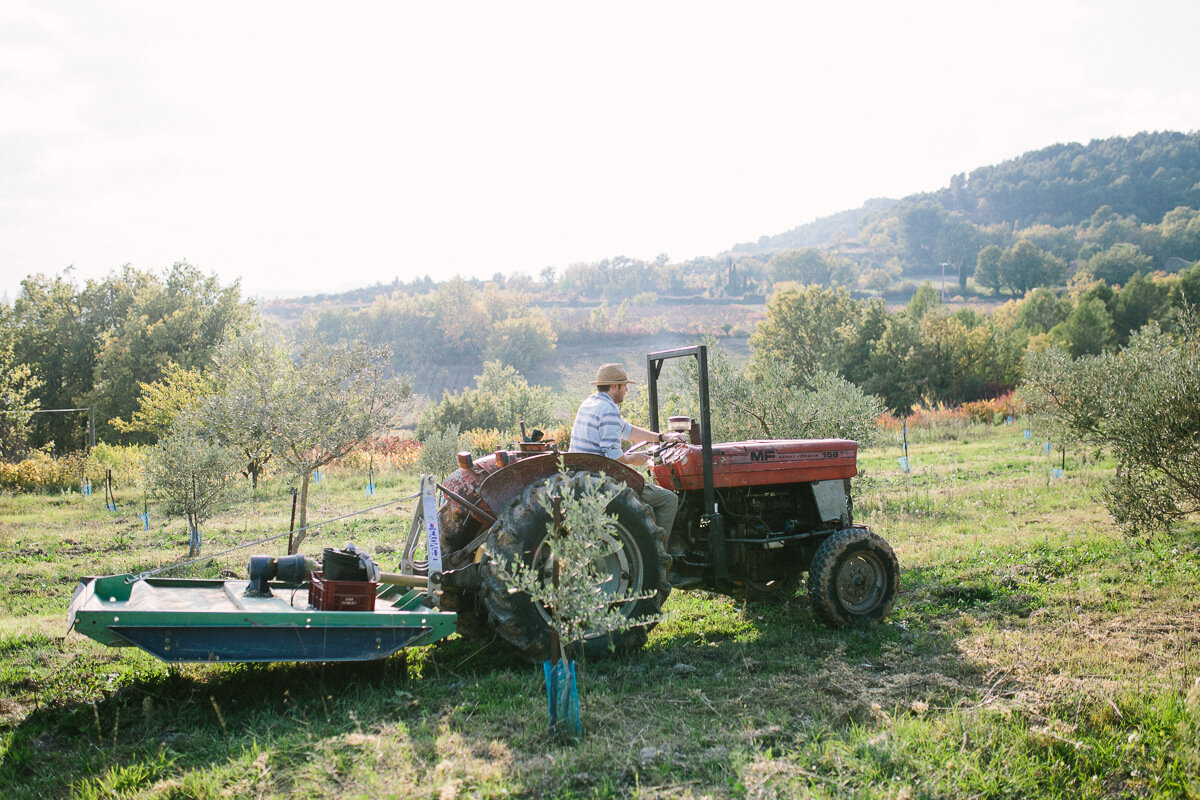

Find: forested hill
<box><xmin>730</xmin><ymin>198</ymin><xmax>898</xmax><ymax>256</ymax></box>
<box><xmin>739</xmin><ymin>131</ymin><xmax>1200</xmax><ymax>255</ymax></box>
<box><xmin>931</xmin><ymin>131</ymin><xmax>1200</xmax><ymax>228</ymax></box>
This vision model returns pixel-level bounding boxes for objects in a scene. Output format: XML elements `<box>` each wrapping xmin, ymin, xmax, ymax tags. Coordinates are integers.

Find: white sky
<box><xmin>2</xmin><ymin>0</ymin><xmax>1199</xmax><ymax>302</ymax></box>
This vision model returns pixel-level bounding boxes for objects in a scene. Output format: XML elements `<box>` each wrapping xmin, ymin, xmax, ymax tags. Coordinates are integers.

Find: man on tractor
<box><xmin>568</xmin><ymin>363</ymin><xmax>688</xmax><ymax>538</ymax></box>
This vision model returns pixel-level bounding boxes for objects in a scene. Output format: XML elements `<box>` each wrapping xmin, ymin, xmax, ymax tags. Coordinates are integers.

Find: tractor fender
<box><xmin>478</xmin><ymin>452</ymin><xmax>645</xmax><ymax>515</ymax></box>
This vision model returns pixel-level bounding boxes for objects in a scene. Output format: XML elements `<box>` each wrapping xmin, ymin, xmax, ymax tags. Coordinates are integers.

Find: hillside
<box><xmin>246</xmin><ymin>131</ymin><xmax>1200</xmax><ymax>417</ymax></box>
<box><xmin>729</xmin><ymin>198</ymin><xmax>898</xmax><ymax>256</ymax></box>
<box><xmin>259</xmin><ymin>130</ymin><xmax>1200</xmax><ymax>325</ymax></box>
<box><xmin>10</xmin><ymin>132</ymin><xmax>1199</xmax><ymax>453</ymax></box>
<box><xmin>732</xmin><ymin>130</ymin><xmax>1200</xmax><ymax>255</ymax></box>
<box><xmin>933</xmin><ymin>130</ymin><xmax>1200</xmax><ymax>227</ymax></box>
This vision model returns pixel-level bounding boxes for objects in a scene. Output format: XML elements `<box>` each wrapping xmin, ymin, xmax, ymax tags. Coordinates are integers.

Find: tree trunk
<box><xmin>289</xmin><ymin>472</ymin><xmax>312</xmax><ymax>554</ymax></box>
<box><xmin>188</xmin><ymin>513</ymin><xmax>201</xmax><ymax>558</ymax></box>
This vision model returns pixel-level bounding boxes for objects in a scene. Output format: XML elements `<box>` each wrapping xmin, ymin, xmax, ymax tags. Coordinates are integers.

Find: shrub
<box><xmin>0</xmin><ymin>451</ymin><xmax>88</xmax><ymax>493</ymax></box>
<box><xmin>87</xmin><ymin>443</ymin><xmax>146</xmax><ymax>490</ymax></box>
<box><xmin>462</xmin><ymin>428</ymin><xmax>507</xmax><ymax>457</ymax></box>
<box><xmin>541</xmin><ymin>424</ymin><xmax>571</xmax><ymax>449</ymax></box>
<box><xmin>417</xmin><ymin>362</ymin><xmax>557</xmax><ymax>440</ymax></box>
<box><xmin>631</xmin><ymin>292</ymin><xmax>659</xmax><ymax>306</ymax></box>
<box><xmin>416</xmin><ymin>424</ymin><xmax>464</xmax><ymax>480</ymax></box>
<box><xmin>961</xmin><ymin>392</ymin><xmax>1026</xmax><ymax>424</ymax></box>
<box><xmin>332</xmin><ymin>436</ymin><xmax>421</xmax><ymax>472</ymax></box>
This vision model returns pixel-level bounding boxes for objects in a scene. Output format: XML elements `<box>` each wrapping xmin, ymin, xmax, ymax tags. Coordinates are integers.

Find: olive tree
<box><xmin>493</xmin><ymin>469</ymin><xmax>654</xmax><ymax>736</ymax></box>
<box><xmin>1022</xmin><ymin>311</ymin><xmax>1200</xmax><ymax>535</ymax></box>
<box><xmin>415</xmin><ymin>423</ymin><xmax>463</xmax><ymax>481</ymax></box>
<box><xmin>146</xmin><ymin>413</ymin><xmax>241</xmax><ymax>556</ymax></box>
<box><xmin>203</xmin><ymin>330</ymin><xmax>290</xmax><ymax>488</ymax></box>
<box><xmin>201</xmin><ymin>333</ymin><xmax>411</xmax><ymax>551</ymax></box>
<box><xmin>274</xmin><ymin>340</ymin><xmax>411</xmax><ymax>552</ymax></box>
<box><xmin>672</xmin><ymin>340</ymin><xmax>883</xmax><ymax>446</ymax></box>
<box><xmin>416</xmin><ymin>361</ymin><xmax>555</xmax><ymax>440</ymax></box>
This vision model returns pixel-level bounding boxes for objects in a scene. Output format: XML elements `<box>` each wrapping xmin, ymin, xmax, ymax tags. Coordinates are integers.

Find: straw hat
<box><xmin>591</xmin><ymin>363</ymin><xmax>634</xmax><ymax>385</ymax></box>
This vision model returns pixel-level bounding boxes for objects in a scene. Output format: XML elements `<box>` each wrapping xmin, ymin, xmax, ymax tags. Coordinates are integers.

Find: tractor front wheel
<box><xmin>808</xmin><ymin>527</ymin><xmax>899</xmax><ymax>626</ymax></box>
<box><xmin>481</xmin><ymin>472</ymin><xmax>671</xmax><ymax>661</ymax></box>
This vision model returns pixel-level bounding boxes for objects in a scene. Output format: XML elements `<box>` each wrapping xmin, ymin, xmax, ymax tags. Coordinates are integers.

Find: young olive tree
<box><xmin>146</xmin><ymin>413</ymin><xmax>241</xmax><ymax>556</ymax></box>
<box><xmin>494</xmin><ymin>469</ymin><xmax>656</xmax><ymax>734</ymax></box>
<box><xmin>275</xmin><ymin>340</ymin><xmax>411</xmax><ymax>552</ymax></box>
<box><xmin>203</xmin><ymin>330</ymin><xmax>290</xmax><ymax>489</ymax></box>
<box><xmin>1022</xmin><ymin>311</ymin><xmax>1200</xmax><ymax>535</ymax></box>
<box><xmin>416</xmin><ymin>423</ymin><xmax>464</xmax><ymax>481</ymax></box>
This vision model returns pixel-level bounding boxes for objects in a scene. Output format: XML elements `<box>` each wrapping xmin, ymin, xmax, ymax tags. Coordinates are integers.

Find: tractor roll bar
<box><xmin>645</xmin><ymin>345</ymin><xmax>715</xmax><ymax>515</ymax></box>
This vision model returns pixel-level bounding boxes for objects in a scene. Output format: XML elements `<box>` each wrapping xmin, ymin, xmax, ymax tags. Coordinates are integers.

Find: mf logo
<box><xmin>749</xmin><ymin>448</ymin><xmax>777</xmax><ymax>462</ymax></box>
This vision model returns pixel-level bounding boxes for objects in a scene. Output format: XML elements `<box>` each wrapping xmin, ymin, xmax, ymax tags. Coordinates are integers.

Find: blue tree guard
<box><xmin>543</xmin><ymin>659</ymin><xmax>581</xmax><ymax>736</ymax></box>
<box><xmin>139</xmin><ymin>512</ymin><xmax>150</xmax><ymax>530</ymax></box>
<box><xmin>1024</xmin><ymin>429</ymin><xmax>1032</xmax><ymax>439</ymax></box>
<box><xmin>897</xmin><ymin>456</ymin><xmax>911</xmax><ymax>473</ymax></box>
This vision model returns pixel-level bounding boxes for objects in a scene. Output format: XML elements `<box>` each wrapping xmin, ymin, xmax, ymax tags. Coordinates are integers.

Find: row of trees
<box><xmin>719</xmin><ymin>133</ymin><xmax>1200</xmax><ymax>299</ymax></box>
<box><xmin>301</xmin><ymin>278</ymin><xmax>559</xmax><ymax>378</ymax></box>
<box><xmin>751</xmin><ymin>263</ymin><xmax>1200</xmax><ymax>412</ymax></box>
<box><xmin>0</xmin><ymin>264</ymin><xmax>253</xmax><ymax>452</ymax></box>
<box><xmin>239</xmin><ymin>134</ymin><xmax>1200</xmax><ymax>321</ymax></box>
<box><xmin>0</xmin><ymin>262</ymin><xmax>408</xmax><ymax>548</ymax></box>
<box><xmin>277</xmin><ymin>199</ymin><xmax>1198</xmax><ymax>332</ymax></box>
<box><xmin>130</xmin><ymin>331</ymin><xmax>408</xmax><ymax>552</ymax></box>
<box><xmin>1023</xmin><ymin>310</ymin><xmax>1200</xmax><ymax>535</ymax></box>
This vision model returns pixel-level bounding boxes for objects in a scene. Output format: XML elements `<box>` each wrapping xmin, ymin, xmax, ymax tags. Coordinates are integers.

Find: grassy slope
<box><xmin>0</xmin><ymin>426</ymin><xmax>1198</xmax><ymax>799</ymax></box>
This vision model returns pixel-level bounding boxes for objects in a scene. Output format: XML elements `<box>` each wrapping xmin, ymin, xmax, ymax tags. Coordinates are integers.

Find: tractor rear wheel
<box><xmin>808</xmin><ymin>527</ymin><xmax>899</xmax><ymax>626</ymax></box>
<box><xmin>482</xmin><ymin>472</ymin><xmax>671</xmax><ymax>661</ymax></box>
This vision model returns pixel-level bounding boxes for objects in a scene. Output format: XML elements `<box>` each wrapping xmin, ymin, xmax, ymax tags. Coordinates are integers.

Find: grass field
<box><xmin>1</xmin><ymin>425</ymin><xmax>1198</xmax><ymax>799</ymax></box>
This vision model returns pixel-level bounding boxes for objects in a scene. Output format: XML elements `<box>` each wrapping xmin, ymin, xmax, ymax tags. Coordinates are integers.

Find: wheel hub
<box><xmin>835</xmin><ymin>552</ymin><xmax>885</xmax><ymax>613</ymax></box>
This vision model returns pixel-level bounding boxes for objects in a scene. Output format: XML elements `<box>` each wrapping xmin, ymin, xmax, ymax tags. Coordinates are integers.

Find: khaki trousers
<box><xmin>640</xmin><ymin>482</ymin><xmax>679</xmax><ymax>542</ymax></box>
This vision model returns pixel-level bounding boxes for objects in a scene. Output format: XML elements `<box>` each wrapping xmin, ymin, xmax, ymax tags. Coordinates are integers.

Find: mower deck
<box><xmin>68</xmin><ymin>574</ymin><xmax>457</xmax><ymax>663</ymax></box>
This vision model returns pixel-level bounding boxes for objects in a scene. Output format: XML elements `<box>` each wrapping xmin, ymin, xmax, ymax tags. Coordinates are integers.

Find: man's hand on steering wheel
<box><xmin>624</xmin><ymin>432</ymin><xmax>688</xmax><ymax>464</ymax></box>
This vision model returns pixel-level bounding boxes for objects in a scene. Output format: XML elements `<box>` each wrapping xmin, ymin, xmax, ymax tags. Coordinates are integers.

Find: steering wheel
<box><xmin>624</xmin><ymin>438</ymin><xmax>681</xmax><ymax>462</ymax></box>
<box><xmin>624</xmin><ymin>440</ymin><xmax>651</xmax><ymax>456</ymax></box>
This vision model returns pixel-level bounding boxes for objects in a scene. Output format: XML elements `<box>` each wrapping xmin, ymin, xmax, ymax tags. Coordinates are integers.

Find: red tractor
<box><xmin>434</xmin><ymin>345</ymin><xmax>899</xmax><ymax>660</ymax></box>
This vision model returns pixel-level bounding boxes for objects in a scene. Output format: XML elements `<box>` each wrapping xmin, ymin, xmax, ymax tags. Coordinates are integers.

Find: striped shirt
<box><xmin>568</xmin><ymin>391</ymin><xmax>632</xmax><ymax>461</ymax></box>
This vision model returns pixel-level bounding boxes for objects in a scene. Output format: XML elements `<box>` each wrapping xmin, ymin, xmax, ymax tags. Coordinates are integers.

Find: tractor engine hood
<box><xmin>650</xmin><ymin>438</ymin><xmax>858</xmax><ymax>492</ymax></box>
